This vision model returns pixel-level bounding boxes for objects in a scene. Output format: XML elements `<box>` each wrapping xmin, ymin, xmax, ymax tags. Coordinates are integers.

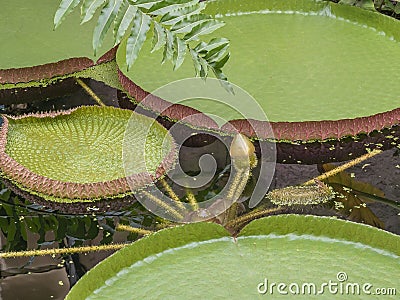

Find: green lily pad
<box><xmin>0</xmin><ymin>0</ymin><xmax>114</xmax><ymax>85</ymax></box>
<box><xmin>0</xmin><ymin>106</ymin><xmax>176</xmax><ymax>203</ymax></box>
<box><xmin>117</xmin><ymin>0</ymin><xmax>400</xmax><ymax>140</ymax></box>
<box><xmin>66</xmin><ymin>215</ymin><xmax>400</xmax><ymax>299</ymax></box>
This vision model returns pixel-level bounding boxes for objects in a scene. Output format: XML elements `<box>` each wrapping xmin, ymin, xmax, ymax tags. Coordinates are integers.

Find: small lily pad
<box><xmin>0</xmin><ymin>106</ymin><xmax>176</xmax><ymax>203</ymax></box>
<box><xmin>66</xmin><ymin>215</ymin><xmax>400</xmax><ymax>299</ymax></box>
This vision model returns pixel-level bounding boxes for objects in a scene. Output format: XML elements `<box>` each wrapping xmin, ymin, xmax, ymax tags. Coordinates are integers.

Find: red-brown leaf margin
<box><xmin>0</xmin><ymin>106</ymin><xmax>177</xmax><ymax>201</ymax></box>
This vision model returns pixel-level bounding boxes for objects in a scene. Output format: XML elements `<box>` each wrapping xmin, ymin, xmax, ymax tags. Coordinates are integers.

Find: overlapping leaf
<box><xmin>54</xmin><ymin>0</ymin><xmax>231</xmax><ymax>88</ymax></box>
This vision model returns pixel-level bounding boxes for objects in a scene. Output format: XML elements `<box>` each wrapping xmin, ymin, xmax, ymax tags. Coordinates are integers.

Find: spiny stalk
<box><xmin>0</xmin><ymin>243</ymin><xmax>126</xmax><ymax>258</ymax></box>
<box><xmin>225</xmin><ymin>207</ymin><xmax>283</xmax><ymax>229</ymax></box>
<box><xmin>303</xmin><ymin>149</ymin><xmax>382</xmax><ymax>185</ymax></box>
<box><xmin>185</xmin><ymin>188</ymin><xmax>199</xmax><ymax>211</ymax></box>
<box><xmin>116</xmin><ymin>224</ymin><xmax>153</xmax><ymax>235</ymax></box>
<box><xmin>141</xmin><ymin>190</ymin><xmax>184</xmax><ymax>220</ymax></box>
<box><xmin>75</xmin><ymin>78</ymin><xmax>106</xmax><ymax>107</ymax></box>
<box><xmin>160</xmin><ymin>178</ymin><xmax>186</xmax><ymax>211</ymax></box>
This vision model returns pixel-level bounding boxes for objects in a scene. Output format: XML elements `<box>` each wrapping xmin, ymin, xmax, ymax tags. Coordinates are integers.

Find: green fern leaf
<box><xmin>204</xmin><ymin>43</ymin><xmax>229</xmax><ymax>64</ymax></box>
<box><xmin>189</xmin><ymin>49</ymin><xmax>202</xmax><ymax>76</ymax></box>
<box><xmin>210</xmin><ymin>52</ymin><xmax>230</xmax><ymax>69</ymax></box>
<box><xmin>148</xmin><ymin>0</ymin><xmax>195</xmax><ymax>16</ymax></box>
<box><xmin>162</xmin><ymin>30</ymin><xmax>175</xmax><ymax>64</ymax></box>
<box><xmin>194</xmin><ymin>38</ymin><xmax>229</xmax><ymax>54</ymax></box>
<box><xmin>114</xmin><ymin>1</ymin><xmax>138</xmax><ymax>44</ymax></box>
<box><xmin>81</xmin><ymin>0</ymin><xmax>106</xmax><ymax>24</ymax></box>
<box><xmin>211</xmin><ymin>67</ymin><xmax>233</xmax><ymax>93</ymax></box>
<box><xmin>172</xmin><ymin>36</ymin><xmax>186</xmax><ymax>70</ymax></box>
<box><xmin>93</xmin><ymin>0</ymin><xmax>122</xmax><ymax>54</ymax></box>
<box><xmin>171</xmin><ymin>14</ymin><xmax>211</xmax><ymax>34</ymax></box>
<box><xmin>55</xmin><ymin>0</ymin><xmax>230</xmax><ymax>82</ymax></box>
<box><xmin>160</xmin><ymin>1</ymin><xmax>205</xmax><ymax>26</ymax></box>
<box><xmin>126</xmin><ymin>10</ymin><xmax>151</xmax><ymax>69</ymax></box>
<box><xmin>151</xmin><ymin>21</ymin><xmax>166</xmax><ymax>53</ymax></box>
<box><xmin>133</xmin><ymin>0</ymin><xmax>164</xmax><ymax>9</ymax></box>
<box><xmin>54</xmin><ymin>0</ymin><xmax>83</xmax><ymax>29</ymax></box>
<box><xmin>183</xmin><ymin>19</ymin><xmax>224</xmax><ymax>41</ymax></box>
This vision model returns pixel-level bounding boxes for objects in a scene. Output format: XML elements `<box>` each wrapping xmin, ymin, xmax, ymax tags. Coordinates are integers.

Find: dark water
<box><xmin>0</xmin><ymin>79</ymin><xmax>399</xmax><ymax>299</ymax></box>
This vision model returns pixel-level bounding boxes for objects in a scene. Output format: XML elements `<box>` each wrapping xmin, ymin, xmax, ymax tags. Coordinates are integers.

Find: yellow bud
<box><xmin>229</xmin><ymin>134</ymin><xmax>255</xmax><ymax>159</ymax></box>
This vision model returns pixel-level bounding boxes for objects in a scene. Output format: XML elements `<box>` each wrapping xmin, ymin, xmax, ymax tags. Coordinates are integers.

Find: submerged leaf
<box><xmin>321</xmin><ymin>163</ymin><xmax>385</xmax><ymax>200</ymax></box>
<box><xmin>54</xmin><ymin>0</ymin><xmax>83</xmax><ymax>29</ymax></box>
<box><xmin>126</xmin><ymin>10</ymin><xmax>151</xmax><ymax>69</ymax></box>
<box><xmin>322</xmin><ymin>164</ymin><xmax>385</xmax><ymax>228</ymax></box>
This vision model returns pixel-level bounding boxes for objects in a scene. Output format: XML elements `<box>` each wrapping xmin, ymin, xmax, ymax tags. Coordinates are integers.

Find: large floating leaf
<box><xmin>0</xmin><ymin>106</ymin><xmax>176</xmax><ymax>203</ymax></box>
<box><xmin>66</xmin><ymin>215</ymin><xmax>400</xmax><ymax>299</ymax></box>
<box><xmin>0</xmin><ymin>0</ymin><xmax>114</xmax><ymax>71</ymax></box>
<box><xmin>117</xmin><ymin>0</ymin><xmax>400</xmax><ymax>140</ymax></box>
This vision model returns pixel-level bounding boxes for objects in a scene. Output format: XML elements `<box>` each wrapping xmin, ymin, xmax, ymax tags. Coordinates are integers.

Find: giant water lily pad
<box><xmin>118</xmin><ymin>0</ymin><xmax>400</xmax><ymax>141</ymax></box>
<box><xmin>66</xmin><ymin>214</ymin><xmax>400</xmax><ymax>299</ymax></box>
<box><xmin>0</xmin><ymin>0</ymin><xmax>115</xmax><ymax>86</ymax></box>
<box><xmin>0</xmin><ymin>106</ymin><xmax>176</xmax><ymax>203</ymax></box>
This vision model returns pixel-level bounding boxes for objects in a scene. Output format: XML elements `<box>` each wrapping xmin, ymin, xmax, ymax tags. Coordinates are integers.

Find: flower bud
<box><xmin>230</xmin><ymin>134</ymin><xmax>255</xmax><ymax>159</ymax></box>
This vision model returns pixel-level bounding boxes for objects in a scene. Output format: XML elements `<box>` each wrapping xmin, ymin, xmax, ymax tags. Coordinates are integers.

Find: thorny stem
<box><xmin>116</xmin><ymin>224</ymin><xmax>154</xmax><ymax>235</ymax></box>
<box><xmin>160</xmin><ymin>178</ymin><xmax>186</xmax><ymax>211</ymax></box>
<box><xmin>185</xmin><ymin>188</ymin><xmax>199</xmax><ymax>211</ymax></box>
<box><xmin>0</xmin><ymin>243</ymin><xmax>126</xmax><ymax>258</ymax></box>
<box><xmin>141</xmin><ymin>190</ymin><xmax>184</xmax><ymax>220</ymax></box>
<box><xmin>225</xmin><ymin>207</ymin><xmax>283</xmax><ymax>229</ymax></box>
<box><xmin>303</xmin><ymin>149</ymin><xmax>382</xmax><ymax>185</ymax></box>
<box><xmin>75</xmin><ymin>78</ymin><xmax>106</xmax><ymax>107</ymax></box>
